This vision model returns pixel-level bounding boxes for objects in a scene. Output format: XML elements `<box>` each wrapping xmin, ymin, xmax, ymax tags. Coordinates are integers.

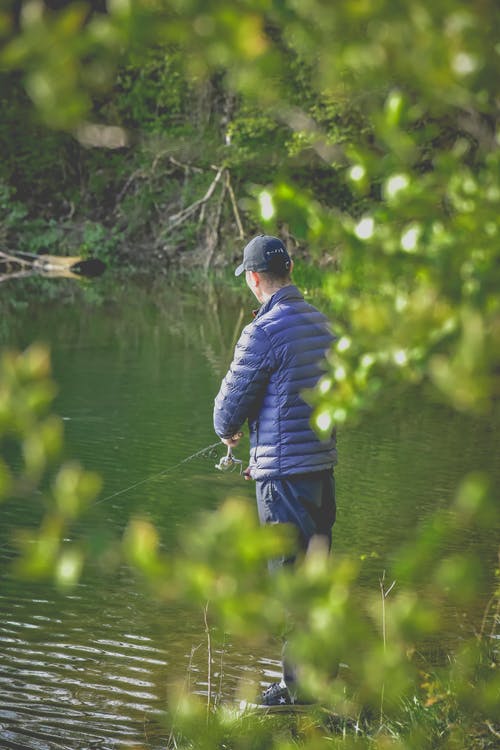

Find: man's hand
<box><xmin>221</xmin><ymin>431</ymin><xmax>243</xmax><ymax>448</ymax></box>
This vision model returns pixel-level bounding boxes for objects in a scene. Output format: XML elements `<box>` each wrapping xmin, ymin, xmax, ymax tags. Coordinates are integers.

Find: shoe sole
<box><xmin>239</xmin><ymin>700</ymin><xmax>318</xmax><ymax>714</ymax></box>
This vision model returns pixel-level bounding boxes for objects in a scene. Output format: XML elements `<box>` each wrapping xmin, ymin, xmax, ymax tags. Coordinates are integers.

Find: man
<box><xmin>213</xmin><ymin>234</ymin><xmax>337</xmax><ymax>707</ymax></box>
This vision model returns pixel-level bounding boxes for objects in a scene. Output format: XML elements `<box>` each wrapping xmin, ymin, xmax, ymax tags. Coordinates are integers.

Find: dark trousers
<box><xmin>255</xmin><ymin>469</ymin><xmax>336</xmax><ymax>687</ymax></box>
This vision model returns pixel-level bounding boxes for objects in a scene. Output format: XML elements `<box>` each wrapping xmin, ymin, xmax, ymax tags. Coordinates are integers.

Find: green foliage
<box><xmin>112</xmin><ymin>47</ymin><xmax>197</xmax><ymax>135</ymax></box>
<box><xmin>0</xmin><ymin>177</ymin><xmax>70</xmax><ymax>259</ymax></box>
<box><xmin>225</xmin><ymin>105</ymin><xmax>289</xmax><ymax>175</ymax></box>
<box><xmin>0</xmin><ymin>180</ymin><xmax>27</xmax><ymax>249</ymax></box>
<box><xmin>307</xmin><ymin>141</ymin><xmax>500</xmax><ymax>431</ymax></box>
<box><xmin>79</xmin><ymin>219</ymin><xmax>122</xmax><ymax>264</ymax></box>
<box><xmin>0</xmin><ymin>177</ymin><xmax>70</xmax><ymax>257</ymax></box>
<box><xmin>0</xmin><ymin>1</ymin><xmax>126</xmax><ymax>129</ymax></box>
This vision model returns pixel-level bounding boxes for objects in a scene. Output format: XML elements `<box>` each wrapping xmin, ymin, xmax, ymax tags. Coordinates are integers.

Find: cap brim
<box><xmin>234</xmin><ymin>262</ymin><xmax>246</xmax><ymax>276</ymax></box>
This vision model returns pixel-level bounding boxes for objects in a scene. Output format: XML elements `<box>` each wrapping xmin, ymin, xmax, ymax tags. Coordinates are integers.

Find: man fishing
<box><xmin>213</xmin><ymin>234</ymin><xmax>337</xmax><ymax>708</ymax></box>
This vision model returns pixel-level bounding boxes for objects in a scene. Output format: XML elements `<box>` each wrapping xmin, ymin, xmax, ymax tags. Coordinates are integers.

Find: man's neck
<box><xmin>260</xmin><ymin>282</ymin><xmax>293</xmax><ymax>303</ymax></box>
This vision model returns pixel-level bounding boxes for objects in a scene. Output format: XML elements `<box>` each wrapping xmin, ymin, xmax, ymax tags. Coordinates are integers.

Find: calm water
<box><xmin>0</xmin><ymin>277</ymin><xmax>498</xmax><ymax>748</ymax></box>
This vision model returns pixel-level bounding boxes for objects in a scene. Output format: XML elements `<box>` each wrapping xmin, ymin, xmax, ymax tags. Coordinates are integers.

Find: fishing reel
<box><xmin>215</xmin><ymin>446</ymin><xmax>243</xmax><ymax>473</ymax></box>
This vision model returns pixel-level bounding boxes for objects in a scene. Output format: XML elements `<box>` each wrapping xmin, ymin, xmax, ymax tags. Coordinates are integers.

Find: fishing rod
<box><xmin>94</xmin><ymin>439</ymin><xmax>240</xmax><ymax>506</ymax></box>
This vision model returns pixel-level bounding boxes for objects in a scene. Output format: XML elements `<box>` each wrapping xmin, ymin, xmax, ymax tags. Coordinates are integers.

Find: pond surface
<box><xmin>0</xmin><ymin>277</ymin><xmax>498</xmax><ymax>748</ymax></box>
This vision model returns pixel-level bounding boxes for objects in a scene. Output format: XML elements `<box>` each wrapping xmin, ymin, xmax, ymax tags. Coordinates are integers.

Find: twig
<box><xmin>1</xmin><ymin>248</ymin><xmax>35</xmax><ymax>283</ymax></box>
<box><xmin>167</xmin><ymin>156</ymin><xmax>204</xmax><ymax>174</ymax></box>
<box><xmin>165</xmin><ymin>641</ymin><xmax>202</xmax><ymax>750</ymax></box>
<box><xmin>203</xmin><ymin>177</ymin><xmax>227</xmax><ymax>272</ymax></box>
<box><xmin>485</xmin><ymin>721</ymin><xmax>500</xmax><ymax>740</ymax></box>
<box><xmin>216</xmin><ymin>632</ymin><xmax>227</xmax><ymax>708</ymax></box>
<box><xmin>478</xmin><ymin>594</ymin><xmax>496</xmax><ymax>642</ymax></box>
<box><xmin>379</xmin><ymin>571</ymin><xmax>396</xmax><ymax>726</ymax></box>
<box><xmin>230</xmin><ymin>307</ymin><xmax>245</xmax><ymax>355</ymax></box>
<box><xmin>166</xmin><ymin>166</ymin><xmax>225</xmax><ymax>234</ymax></box>
<box><xmin>0</xmin><ymin>270</ymin><xmax>35</xmax><ymax>283</ymax></box>
<box><xmin>225</xmin><ymin>170</ymin><xmax>245</xmax><ymax>239</ymax></box>
<box><xmin>203</xmin><ymin>602</ymin><xmax>212</xmax><ymax>718</ymax></box>
<box><xmin>115</xmin><ymin>167</ymin><xmax>147</xmax><ymax>204</ymax></box>
<box><xmin>379</xmin><ymin>571</ymin><xmax>395</xmax><ymax>651</ymax></box>
<box><xmin>0</xmin><ymin>249</ymin><xmax>32</xmax><ymax>267</ymax></box>
<box><xmin>479</xmin><ymin>550</ymin><xmax>500</xmax><ymax>641</ymax></box>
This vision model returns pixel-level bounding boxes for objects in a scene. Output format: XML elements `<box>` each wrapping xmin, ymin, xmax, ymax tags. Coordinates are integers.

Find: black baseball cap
<box><xmin>235</xmin><ymin>235</ymin><xmax>292</xmax><ymax>277</ymax></box>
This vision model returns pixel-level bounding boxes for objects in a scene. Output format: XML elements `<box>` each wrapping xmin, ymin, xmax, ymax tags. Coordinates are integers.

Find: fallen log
<box><xmin>0</xmin><ymin>251</ymin><xmax>106</xmax><ymax>283</ymax></box>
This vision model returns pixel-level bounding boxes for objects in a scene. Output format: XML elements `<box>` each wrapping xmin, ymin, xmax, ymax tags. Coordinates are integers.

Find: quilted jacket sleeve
<box><xmin>213</xmin><ymin>322</ymin><xmax>275</xmax><ymax>439</ymax></box>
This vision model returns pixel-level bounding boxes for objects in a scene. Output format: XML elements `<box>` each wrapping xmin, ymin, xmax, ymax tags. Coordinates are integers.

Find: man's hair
<box><xmin>258</xmin><ymin>269</ymin><xmax>292</xmax><ymax>286</ymax></box>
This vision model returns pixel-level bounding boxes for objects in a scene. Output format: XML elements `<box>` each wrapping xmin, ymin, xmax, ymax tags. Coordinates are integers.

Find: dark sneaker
<box><xmin>261</xmin><ymin>682</ymin><xmax>294</xmax><ymax>707</ymax></box>
<box><xmin>240</xmin><ymin>682</ymin><xmax>316</xmax><ymax>712</ymax></box>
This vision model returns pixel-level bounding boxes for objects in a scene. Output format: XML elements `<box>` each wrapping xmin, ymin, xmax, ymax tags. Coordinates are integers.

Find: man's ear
<box><xmin>248</xmin><ymin>270</ymin><xmax>260</xmax><ymax>288</ymax></box>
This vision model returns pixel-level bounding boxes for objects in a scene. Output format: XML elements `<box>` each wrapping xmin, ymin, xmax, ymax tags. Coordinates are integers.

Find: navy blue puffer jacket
<box><xmin>213</xmin><ymin>285</ymin><xmax>337</xmax><ymax>479</ymax></box>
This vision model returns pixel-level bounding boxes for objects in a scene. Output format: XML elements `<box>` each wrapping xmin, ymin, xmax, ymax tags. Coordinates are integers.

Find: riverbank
<box><xmin>1</xmin><ymin>46</ymin><xmax>354</xmax><ymax>280</ymax></box>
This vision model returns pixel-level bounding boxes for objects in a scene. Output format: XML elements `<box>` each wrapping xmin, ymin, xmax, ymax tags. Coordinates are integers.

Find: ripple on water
<box><xmin>0</xmin><ymin>587</ymin><xmax>173</xmax><ymax>749</ymax></box>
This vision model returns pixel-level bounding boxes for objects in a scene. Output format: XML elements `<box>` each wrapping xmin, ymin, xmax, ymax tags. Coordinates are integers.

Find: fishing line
<box><xmin>93</xmin><ymin>440</ymin><xmax>223</xmax><ymax>506</ymax></box>
<box><xmin>0</xmin><ymin>442</ymin><xmax>227</xmax><ymax>556</ymax></box>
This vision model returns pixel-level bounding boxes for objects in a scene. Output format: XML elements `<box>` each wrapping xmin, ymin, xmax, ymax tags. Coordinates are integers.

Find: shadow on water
<box><xmin>0</xmin><ymin>277</ymin><xmax>499</xmax><ymax>747</ymax></box>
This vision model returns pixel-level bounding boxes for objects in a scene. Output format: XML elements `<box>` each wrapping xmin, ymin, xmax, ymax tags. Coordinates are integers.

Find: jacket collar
<box><xmin>253</xmin><ymin>284</ymin><xmax>303</xmax><ymax>320</ymax></box>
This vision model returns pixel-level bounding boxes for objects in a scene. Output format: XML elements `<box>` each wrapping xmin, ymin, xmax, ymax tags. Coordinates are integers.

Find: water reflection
<box><xmin>0</xmin><ymin>251</ymin><xmax>106</xmax><ymax>285</ymax></box>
